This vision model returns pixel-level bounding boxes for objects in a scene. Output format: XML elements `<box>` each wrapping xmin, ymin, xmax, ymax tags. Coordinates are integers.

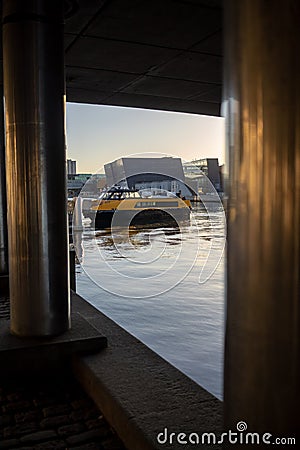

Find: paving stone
<box><xmin>15</xmin><ymin>410</ymin><xmax>40</xmax><ymax>423</ymax></box>
<box><xmin>2</xmin><ymin>400</ymin><xmax>31</xmax><ymax>412</ymax></box>
<box><xmin>40</xmin><ymin>414</ymin><xmax>71</xmax><ymax>429</ymax></box>
<box><xmin>66</xmin><ymin>429</ymin><xmax>105</xmax><ymax>446</ymax></box>
<box><xmin>3</xmin><ymin>425</ymin><xmax>17</xmax><ymax>438</ymax></box>
<box><xmin>16</xmin><ymin>421</ymin><xmax>39</xmax><ymax>436</ymax></box>
<box><xmin>69</xmin><ymin>443</ymin><xmax>105</xmax><ymax>450</ymax></box>
<box><xmin>70</xmin><ymin>409</ymin><xmax>86</xmax><ymax>421</ymax></box>
<box><xmin>3</xmin><ymin>422</ymin><xmax>38</xmax><ymax>438</ymax></box>
<box><xmin>70</xmin><ymin>407</ymin><xmax>99</xmax><ymax>422</ymax></box>
<box><xmin>101</xmin><ymin>437</ymin><xmax>127</xmax><ymax>450</ymax></box>
<box><xmin>6</xmin><ymin>392</ymin><xmax>21</xmax><ymax>402</ymax></box>
<box><xmin>71</xmin><ymin>398</ymin><xmax>92</xmax><ymax>410</ymax></box>
<box><xmin>84</xmin><ymin>407</ymin><xmax>100</xmax><ymax>420</ymax></box>
<box><xmin>34</xmin><ymin>439</ymin><xmax>66</xmax><ymax>449</ymax></box>
<box><xmin>42</xmin><ymin>404</ymin><xmax>71</xmax><ymax>418</ymax></box>
<box><xmin>0</xmin><ymin>370</ymin><xmax>125</xmax><ymax>450</ymax></box>
<box><xmin>57</xmin><ymin>422</ymin><xmax>86</xmax><ymax>437</ymax></box>
<box><xmin>33</xmin><ymin>397</ymin><xmax>56</xmax><ymax>407</ymax></box>
<box><xmin>86</xmin><ymin>418</ymin><xmax>109</xmax><ymax>435</ymax></box>
<box><xmin>0</xmin><ymin>415</ymin><xmax>13</xmax><ymax>427</ymax></box>
<box><xmin>0</xmin><ymin>438</ymin><xmax>20</xmax><ymax>449</ymax></box>
<box><xmin>20</xmin><ymin>429</ymin><xmax>58</xmax><ymax>443</ymax></box>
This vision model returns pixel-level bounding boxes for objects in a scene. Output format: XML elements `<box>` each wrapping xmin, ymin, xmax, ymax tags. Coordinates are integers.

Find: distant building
<box><xmin>67</xmin><ymin>173</ymin><xmax>106</xmax><ymax>198</ymax></box>
<box><xmin>104</xmin><ymin>157</ymin><xmax>195</xmax><ymax>198</ymax></box>
<box><xmin>67</xmin><ymin>159</ymin><xmax>77</xmax><ymax>175</ymax></box>
<box><xmin>67</xmin><ymin>173</ymin><xmax>91</xmax><ymax>197</ymax></box>
<box><xmin>183</xmin><ymin>158</ymin><xmax>221</xmax><ymax>193</ymax></box>
<box><xmin>105</xmin><ymin>157</ymin><xmax>185</xmax><ymax>186</ymax></box>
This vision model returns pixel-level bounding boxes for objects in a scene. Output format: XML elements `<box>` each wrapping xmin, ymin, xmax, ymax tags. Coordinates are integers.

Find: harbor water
<box><xmin>75</xmin><ymin>204</ymin><xmax>225</xmax><ymax>399</ymax></box>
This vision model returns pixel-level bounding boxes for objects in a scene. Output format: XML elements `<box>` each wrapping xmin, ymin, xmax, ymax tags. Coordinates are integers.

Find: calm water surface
<box><xmin>75</xmin><ymin>204</ymin><xmax>225</xmax><ymax>399</ymax></box>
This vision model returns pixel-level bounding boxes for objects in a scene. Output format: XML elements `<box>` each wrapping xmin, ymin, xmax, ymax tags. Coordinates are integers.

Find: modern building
<box><xmin>183</xmin><ymin>158</ymin><xmax>221</xmax><ymax>193</ymax></box>
<box><xmin>67</xmin><ymin>173</ymin><xmax>91</xmax><ymax>197</ymax></box>
<box><xmin>67</xmin><ymin>159</ymin><xmax>77</xmax><ymax>176</ymax></box>
<box><xmin>68</xmin><ymin>173</ymin><xmax>107</xmax><ymax>198</ymax></box>
<box><xmin>104</xmin><ymin>157</ymin><xmax>195</xmax><ymax>198</ymax></box>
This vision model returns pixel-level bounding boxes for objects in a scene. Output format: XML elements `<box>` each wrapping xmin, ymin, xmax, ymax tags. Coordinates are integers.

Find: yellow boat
<box><xmin>85</xmin><ymin>187</ymin><xmax>191</xmax><ymax>229</ymax></box>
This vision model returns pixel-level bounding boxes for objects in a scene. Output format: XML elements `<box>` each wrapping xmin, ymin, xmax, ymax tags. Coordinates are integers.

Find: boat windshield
<box><xmin>139</xmin><ymin>189</ymin><xmax>177</xmax><ymax>198</ymax></box>
<box><xmin>98</xmin><ymin>187</ymin><xmax>179</xmax><ymax>201</ymax></box>
<box><xmin>99</xmin><ymin>187</ymin><xmax>139</xmax><ymax>200</ymax></box>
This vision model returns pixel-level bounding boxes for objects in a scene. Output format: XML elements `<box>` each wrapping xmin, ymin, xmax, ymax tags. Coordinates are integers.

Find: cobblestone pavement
<box><xmin>0</xmin><ymin>295</ymin><xmax>10</xmax><ymax>320</ymax></box>
<box><xmin>0</xmin><ymin>375</ymin><xmax>126</xmax><ymax>450</ymax></box>
<box><xmin>0</xmin><ymin>296</ymin><xmax>127</xmax><ymax>449</ymax></box>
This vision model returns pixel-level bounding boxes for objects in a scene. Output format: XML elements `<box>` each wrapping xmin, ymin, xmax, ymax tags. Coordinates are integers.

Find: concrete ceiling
<box><xmin>65</xmin><ymin>0</ymin><xmax>223</xmax><ymax>115</ymax></box>
<box><xmin>0</xmin><ymin>0</ymin><xmax>223</xmax><ymax>116</ymax></box>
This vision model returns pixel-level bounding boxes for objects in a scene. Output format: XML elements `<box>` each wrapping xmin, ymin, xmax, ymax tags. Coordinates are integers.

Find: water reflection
<box><xmin>75</xmin><ymin>205</ymin><xmax>225</xmax><ymax>399</ymax></box>
<box><xmin>95</xmin><ymin>226</ymin><xmax>182</xmax><ymax>250</ymax></box>
<box><xmin>73</xmin><ymin>230</ymin><xmax>83</xmax><ymax>263</ymax></box>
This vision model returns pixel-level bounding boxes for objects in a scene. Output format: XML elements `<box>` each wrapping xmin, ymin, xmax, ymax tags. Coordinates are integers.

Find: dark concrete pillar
<box><xmin>223</xmin><ymin>0</ymin><xmax>299</xmax><ymax>438</ymax></box>
<box><xmin>0</xmin><ymin>87</ymin><xmax>8</xmax><ymax>276</ymax></box>
<box><xmin>2</xmin><ymin>0</ymin><xmax>70</xmax><ymax>335</ymax></box>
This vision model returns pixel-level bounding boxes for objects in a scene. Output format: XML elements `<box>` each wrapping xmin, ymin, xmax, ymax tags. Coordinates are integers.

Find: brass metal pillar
<box><xmin>223</xmin><ymin>0</ymin><xmax>299</xmax><ymax>437</ymax></box>
<box><xmin>0</xmin><ymin>87</ymin><xmax>8</xmax><ymax>276</ymax></box>
<box><xmin>2</xmin><ymin>0</ymin><xmax>70</xmax><ymax>335</ymax></box>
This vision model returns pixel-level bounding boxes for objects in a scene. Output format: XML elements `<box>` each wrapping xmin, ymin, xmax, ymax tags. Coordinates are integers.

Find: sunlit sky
<box><xmin>66</xmin><ymin>103</ymin><xmax>225</xmax><ymax>174</ymax></box>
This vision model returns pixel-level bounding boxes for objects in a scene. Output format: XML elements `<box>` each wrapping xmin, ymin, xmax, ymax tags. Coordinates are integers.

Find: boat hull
<box><xmin>93</xmin><ymin>208</ymin><xmax>190</xmax><ymax>229</ymax></box>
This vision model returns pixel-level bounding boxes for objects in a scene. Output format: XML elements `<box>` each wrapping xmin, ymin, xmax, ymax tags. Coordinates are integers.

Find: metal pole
<box><xmin>69</xmin><ymin>247</ymin><xmax>76</xmax><ymax>292</ymax></box>
<box><xmin>0</xmin><ymin>86</ymin><xmax>8</xmax><ymax>276</ymax></box>
<box><xmin>224</xmin><ymin>0</ymin><xmax>299</xmax><ymax>437</ymax></box>
<box><xmin>2</xmin><ymin>0</ymin><xmax>70</xmax><ymax>336</ymax></box>
<box><xmin>73</xmin><ymin>196</ymin><xmax>83</xmax><ymax>231</ymax></box>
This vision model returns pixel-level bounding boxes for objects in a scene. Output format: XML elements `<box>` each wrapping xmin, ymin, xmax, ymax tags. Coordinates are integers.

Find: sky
<box><xmin>66</xmin><ymin>103</ymin><xmax>225</xmax><ymax>174</ymax></box>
